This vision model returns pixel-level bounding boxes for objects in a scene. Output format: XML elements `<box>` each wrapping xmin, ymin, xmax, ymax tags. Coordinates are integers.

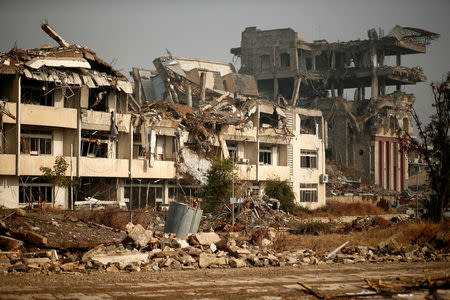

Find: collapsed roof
<box><xmin>0</xmin><ymin>24</ymin><xmax>132</xmax><ymax>94</ymax></box>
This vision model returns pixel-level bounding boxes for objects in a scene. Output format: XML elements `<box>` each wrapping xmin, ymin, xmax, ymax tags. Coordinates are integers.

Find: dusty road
<box><xmin>0</xmin><ymin>262</ymin><xmax>448</xmax><ymax>299</ymax></box>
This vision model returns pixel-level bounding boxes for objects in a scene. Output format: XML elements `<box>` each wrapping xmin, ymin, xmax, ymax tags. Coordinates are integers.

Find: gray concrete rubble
<box><xmin>0</xmin><ymin>215</ymin><xmax>448</xmax><ymax>275</ymax></box>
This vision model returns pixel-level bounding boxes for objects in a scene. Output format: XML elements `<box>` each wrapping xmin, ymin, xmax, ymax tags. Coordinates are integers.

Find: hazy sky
<box><xmin>1</xmin><ymin>0</ymin><xmax>449</xmax><ymax>123</ymax></box>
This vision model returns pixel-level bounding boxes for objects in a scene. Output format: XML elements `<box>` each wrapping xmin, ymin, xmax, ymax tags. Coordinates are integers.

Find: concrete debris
<box><xmin>0</xmin><ymin>235</ymin><xmax>24</xmax><ymax>250</ymax></box>
<box><xmin>188</xmin><ymin>232</ymin><xmax>221</xmax><ymax>246</ymax></box>
<box><xmin>127</xmin><ymin>224</ymin><xmax>156</xmax><ymax>247</ymax></box>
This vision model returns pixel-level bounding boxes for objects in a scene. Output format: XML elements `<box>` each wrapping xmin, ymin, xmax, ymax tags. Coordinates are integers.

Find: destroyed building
<box><xmin>131</xmin><ymin>56</ymin><xmax>327</xmax><ymax>209</ymax></box>
<box><xmin>0</xmin><ymin>24</ymin><xmax>327</xmax><ymax>210</ymax></box>
<box><xmin>0</xmin><ymin>24</ymin><xmax>133</xmax><ymax>208</ymax></box>
<box><xmin>230</xmin><ymin>26</ymin><xmax>439</xmax><ymax>191</ymax></box>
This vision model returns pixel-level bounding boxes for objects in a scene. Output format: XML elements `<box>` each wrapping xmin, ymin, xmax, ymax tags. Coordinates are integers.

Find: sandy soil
<box><xmin>0</xmin><ymin>261</ymin><xmax>448</xmax><ymax>299</ymax></box>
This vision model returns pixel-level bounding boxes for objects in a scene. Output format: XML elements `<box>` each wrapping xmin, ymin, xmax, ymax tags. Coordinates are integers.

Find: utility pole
<box><xmin>231</xmin><ymin>155</ymin><xmax>235</xmax><ymax>227</ymax></box>
<box><xmin>70</xmin><ymin>143</ymin><xmax>73</xmax><ymax>210</ymax></box>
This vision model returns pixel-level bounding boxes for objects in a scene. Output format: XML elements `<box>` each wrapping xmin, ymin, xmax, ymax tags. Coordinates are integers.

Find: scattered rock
<box><xmin>188</xmin><ymin>232</ymin><xmax>221</xmax><ymax>246</ymax></box>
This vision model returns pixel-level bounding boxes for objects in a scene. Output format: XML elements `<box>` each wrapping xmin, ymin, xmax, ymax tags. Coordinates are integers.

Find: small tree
<box><xmin>40</xmin><ymin>156</ymin><xmax>75</xmax><ymax>205</ymax></box>
<box><xmin>264</xmin><ymin>178</ymin><xmax>296</xmax><ymax>213</ymax></box>
<box><xmin>400</xmin><ymin>73</ymin><xmax>450</xmax><ymax>222</ymax></box>
<box><xmin>201</xmin><ymin>157</ymin><xmax>236</xmax><ymax>212</ymax></box>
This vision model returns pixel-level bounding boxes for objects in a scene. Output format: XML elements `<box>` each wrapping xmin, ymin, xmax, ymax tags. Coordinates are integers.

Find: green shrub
<box><xmin>201</xmin><ymin>157</ymin><xmax>236</xmax><ymax>212</ymax></box>
<box><xmin>264</xmin><ymin>179</ymin><xmax>296</xmax><ymax>213</ymax></box>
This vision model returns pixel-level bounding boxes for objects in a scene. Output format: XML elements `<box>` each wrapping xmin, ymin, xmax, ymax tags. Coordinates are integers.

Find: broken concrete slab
<box><xmin>188</xmin><ymin>232</ymin><xmax>221</xmax><ymax>246</ymax></box>
<box><xmin>90</xmin><ymin>252</ymin><xmax>149</xmax><ymax>266</ymax></box>
<box><xmin>0</xmin><ymin>235</ymin><xmax>24</xmax><ymax>250</ymax></box>
<box><xmin>229</xmin><ymin>257</ymin><xmax>246</xmax><ymax>268</ymax></box>
<box><xmin>128</xmin><ymin>224</ymin><xmax>155</xmax><ymax>247</ymax></box>
<box><xmin>198</xmin><ymin>253</ymin><xmax>217</xmax><ymax>268</ymax></box>
<box><xmin>23</xmin><ymin>257</ymin><xmax>50</xmax><ymax>265</ymax></box>
<box><xmin>26</xmin><ymin>231</ymin><xmax>48</xmax><ymax>247</ymax></box>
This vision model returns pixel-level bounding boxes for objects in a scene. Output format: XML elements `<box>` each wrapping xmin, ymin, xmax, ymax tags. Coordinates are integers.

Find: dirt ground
<box><xmin>0</xmin><ymin>261</ymin><xmax>448</xmax><ymax>299</ymax></box>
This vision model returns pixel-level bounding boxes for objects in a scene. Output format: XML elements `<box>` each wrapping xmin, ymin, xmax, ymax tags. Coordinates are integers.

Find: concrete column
<box><xmin>13</xmin><ymin>75</ymin><xmax>21</xmax><ymax>176</ymax></box>
<box><xmin>53</xmin><ymin>88</ymin><xmax>64</xmax><ymax>108</ymax></box>
<box><xmin>370</xmin><ymin>42</ymin><xmax>378</xmax><ymax>99</ymax></box>
<box><xmin>331</xmin><ymin>80</ymin><xmax>336</xmax><ymax>98</ymax></box>
<box><xmin>337</xmin><ymin>82</ymin><xmax>343</xmax><ymax>98</ymax></box>
<box><xmin>331</xmin><ymin>49</ymin><xmax>336</xmax><ymax>69</ymax></box>
<box><xmin>163</xmin><ymin>179</ymin><xmax>169</xmax><ymax>205</ymax></box>
<box><xmin>311</xmin><ymin>54</ymin><xmax>316</xmax><ymax>71</ymax></box>
<box><xmin>199</xmin><ymin>73</ymin><xmax>206</xmax><ymax>105</ymax></box>
<box><xmin>186</xmin><ymin>85</ymin><xmax>192</xmax><ymax>107</ymax></box>
<box><xmin>129</xmin><ymin>119</ymin><xmax>133</xmax><ymax>178</ymax></box>
<box><xmin>273</xmin><ymin>77</ymin><xmax>279</xmax><ymax>102</ymax></box>
<box><xmin>396</xmin><ymin>54</ymin><xmax>402</xmax><ymax>91</ymax></box>
<box><xmin>107</xmin><ymin>91</ymin><xmax>117</xmax><ymax>112</ymax></box>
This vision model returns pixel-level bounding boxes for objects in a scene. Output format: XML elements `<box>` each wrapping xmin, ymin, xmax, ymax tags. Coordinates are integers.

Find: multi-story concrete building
<box><xmin>231</xmin><ymin>26</ymin><xmax>439</xmax><ymax>191</ymax></box>
<box><xmin>0</xmin><ymin>25</ymin><xmax>327</xmax><ymax>210</ymax></box>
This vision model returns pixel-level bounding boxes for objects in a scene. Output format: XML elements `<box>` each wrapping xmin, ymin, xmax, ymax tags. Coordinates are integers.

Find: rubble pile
<box><xmin>200</xmin><ymin>196</ymin><xmax>301</xmax><ymax>232</ymax></box>
<box><xmin>0</xmin><ymin>225</ymin><xmax>448</xmax><ymax>275</ymax></box>
<box><xmin>0</xmin><ymin>208</ymin><xmax>448</xmax><ymax>274</ymax></box>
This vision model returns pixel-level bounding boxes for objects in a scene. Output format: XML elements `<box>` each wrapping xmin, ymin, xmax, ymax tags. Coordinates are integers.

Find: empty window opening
<box><xmin>19</xmin><ymin>177</ymin><xmax>53</xmax><ymax>204</ymax></box>
<box><xmin>280</xmin><ymin>53</ymin><xmax>290</xmax><ymax>68</ymax></box>
<box><xmin>300</xmin><ymin>150</ymin><xmax>318</xmax><ymax>168</ymax></box>
<box><xmin>88</xmin><ymin>89</ymin><xmax>108</xmax><ymax>111</ymax></box>
<box><xmin>260</xmin><ymin>55</ymin><xmax>271</xmax><ymax>71</ymax></box>
<box><xmin>81</xmin><ymin>132</ymin><xmax>109</xmax><ymax>158</ymax></box>
<box><xmin>300</xmin><ymin>116</ymin><xmax>320</xmax><ymax>135</ymax></box>
<box><xmin>21</xmin><ymin>80</ymin><xmax>54</xmax><ymax>106</ymax></box>
<box><xmin>300</xmin><ymin>183</ymin><xmax>318</xmax><ymax>202</ymax></box>
<box><xmin>259</xmin><ymin>147</ymin><xmax>272</xmax><ymax>165</ymax></box>
<box><xmin>227</xmin><ymin>143</ymin><xmax>237</xmax><ymax>159</ymax></box>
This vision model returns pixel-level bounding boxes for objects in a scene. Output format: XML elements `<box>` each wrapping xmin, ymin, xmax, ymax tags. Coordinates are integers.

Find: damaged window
<box><xmin>81</xmin><ymin>133</ymin><xmax>109</xmax><ymax>158</ymax></box>
<box><xmin>280</xmin><ymin>53</ymin><xmax>290</xmax><ymax>68</ymax></box>
<box><xmin>19</xmin><ymin>178</ymin><xmax>53</xmax><ymax>204</ymax></box>
<box><xmin>300</xmin><ymin>116</ymin><xmax>320</xmax><ymax>135</ymax></box>
<box><xmin>20</xmin><ymin>130</ymin><xmax>52</xmax><ymax>155</ymax></box>
<box><xmin>227</xmin><ymin>143</ymin><xmax>237</xmax><ymax>159</ymax></box>
<box><xmin>300</xmin><ymin>183</ymin><xmax>318</xmax><ymax>202</ymax></box>
<box><xmin>133</xmin><ymin>135</ymin><xmax>146</xmax><ymax>159</ymax></box>
<box><xmin>260</xmin><ymin>55</ymin><xmax>270</xmax><ymax>71</ymax></box>
<box><xmin>21</xmin><ymin>86</ymin><xmax>53</xmax><ymax>106</ymax></box>
<box><xmin>259</xmin><ymin>147</ymin><xmax>272</xmax><ymax>165</ymax></box>
<box><xmin>88</xmin><ymin>89</ymin><xmax>108</xmax><ymax>111</ymax></box>
<box><xmin>300</xmin><ymin>150</ymin><xmax>318</xmax><ymax>168</ymax></box>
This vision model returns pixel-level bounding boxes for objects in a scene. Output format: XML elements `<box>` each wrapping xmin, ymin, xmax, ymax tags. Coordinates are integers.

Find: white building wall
<box><xmin>0</xmin><ymin>176</ymin><xmax>19</xmax><ymax>208</ymax></box>
<box><xmin>290</xmin><ymin>111</ymin><xmax>326</xmax><ymax>209</ymax></box>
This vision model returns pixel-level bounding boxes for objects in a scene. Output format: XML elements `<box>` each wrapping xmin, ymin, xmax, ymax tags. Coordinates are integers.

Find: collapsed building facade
<box><xmin>231</xmin><ymin>26</ymin><xmax>439</xmax><ymax>191</ymax></box>
<box><xmin>131</xmin><ymin>56</ymin><xmax>327</xmax><ymax>209</ymax></box>
<box><xmin>0</xmin><ymin>25</ymin><xmax>327</xmax><ymax>210</ymax></box>
<box><xmin>0</xmin><ymin>24</ymin><xmax>133</xmax><ymax>208</ymax></box>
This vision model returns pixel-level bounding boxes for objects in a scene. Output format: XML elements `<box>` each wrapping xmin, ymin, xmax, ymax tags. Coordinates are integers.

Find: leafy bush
<box><xmin>295</xmin><ymin>221</ymin><xmax>333</xmax><ymax>235</ymax></box>
<box><xmin>201</xmin><ymin>157</ymin><xmax>236</xmax><ymax>212</ymax></box>
<box><xmin>264</xmin><ymin>179</ymin><xmax>296</xmax><ymax>213</ymax></box>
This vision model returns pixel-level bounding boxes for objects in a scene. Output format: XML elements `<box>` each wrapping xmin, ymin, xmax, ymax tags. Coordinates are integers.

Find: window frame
<box><xmin>20</xmin><ymin>131</ymin><xmax>52</xmax><ymax>155</ymax></box>
<box><xmin>259</xmin><ymin>147</ymin><xmax>272</xmax><ymax>165</ymax></box>
<box><xmin>300</xmin><ymin>150</ymin><xmax>318</xmax><ymax>169</ymax></box>
<box><xmin>299</xmin><ymin>183</ymin><xmax>318</xmax><ymax>202</ymax></box>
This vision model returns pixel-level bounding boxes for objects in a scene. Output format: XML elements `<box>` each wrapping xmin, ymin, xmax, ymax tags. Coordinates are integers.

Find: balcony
<box><xmin>220</xmin><ymin>125</ymin><xmax>256</xmax><ymax>142</ymax></box>
<box><xmin>131</xmin><ymin>160</ymin><xmax>176</xmax><ymax>179</ymax></box>
<box><xmin>81</xmin><ymin>110</ymin><xmax>130</xmax><ymax>133</ymax></box>
<box><xmin>19</xmin><ymin>155</ymin><xmax>76</xmax><ymax>176</ymax></box>
<box><xmin>259</xmin><ymin>165</ymin><xmax>290</xmax><ymax>181</ymax></box>
<box><xmin>236</xmin><ymin>164</ymin><xmax>256</xmax><ymax>181</ymax></box>
<box><xmin>0</xmin><ymin>154</ymin><xmax>16</xmax><ymax>175</ymax></box>
<box><xmin>3</xmin><ymin>102</ymin><xmax>77</xmax><ymax>129</ymax></box>
<box><xmin>79</xmin><ymin>157</ymin><xmax>128</xmax><ymax>177</ymax></box>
